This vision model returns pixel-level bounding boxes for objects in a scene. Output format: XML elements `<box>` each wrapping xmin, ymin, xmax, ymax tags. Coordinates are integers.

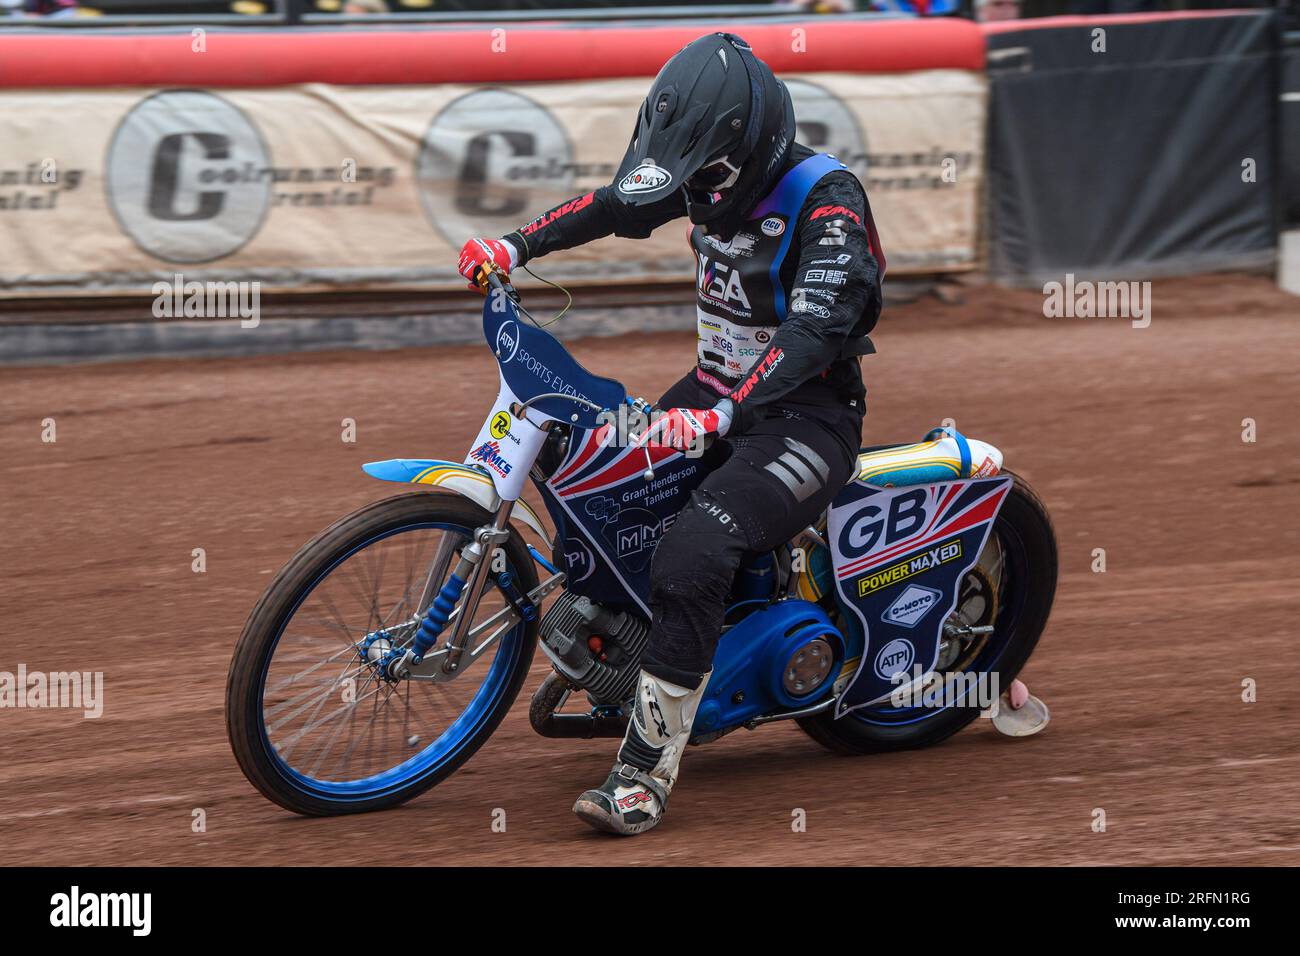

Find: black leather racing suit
<box><xmin>504</xmin><ymin>142</ymin><xmax>885</xmax><ymax>688</ymax></box>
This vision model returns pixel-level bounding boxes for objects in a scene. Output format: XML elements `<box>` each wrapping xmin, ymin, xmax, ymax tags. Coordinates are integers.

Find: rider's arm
<box><xmin>723</xmin><ymin>172</ymin><xmax>883</xmax><ymax>433</ymax></box>
<box><xmin>501</xmin><ymin>186</ymin><xmax>685</xmax><ymax>265</ymax></box>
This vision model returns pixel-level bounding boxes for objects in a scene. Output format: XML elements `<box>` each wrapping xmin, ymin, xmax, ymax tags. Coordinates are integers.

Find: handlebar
<box><xmin>478</xmin><ymin>263</ymin><xmax>660</xmax><ymax>481</ymax></box>
<box><xmin>481</xmin><ymin>264</ymin><xmax>515</xmax><ymax>300</ymax></box>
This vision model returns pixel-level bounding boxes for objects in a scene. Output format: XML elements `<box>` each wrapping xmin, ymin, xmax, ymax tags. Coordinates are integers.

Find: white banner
<box><xmin>0</xmin><ymin>71</ymin><xmax>985</xmax><ymax>297</ymax></box>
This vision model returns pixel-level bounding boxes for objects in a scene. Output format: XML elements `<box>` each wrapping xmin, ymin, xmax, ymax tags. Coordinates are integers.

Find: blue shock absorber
<box><xmin>411</xmin><ymin>573</ymin><xmax>467</xmax><ymax>662</ymax></box>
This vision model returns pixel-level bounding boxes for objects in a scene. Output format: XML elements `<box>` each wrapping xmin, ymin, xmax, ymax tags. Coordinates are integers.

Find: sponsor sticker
<box><xmin>760</xmin><ymin>216</ymin><xmax>785</xmax><ymax>237</ymax></box>
<box><xmin>469</xmin><ymin>440</ymin><xmax>513</xmax><ymax>478</ymax></box>
<box><xmin>857</xmin><ymin>538</ymin><xmax>963</xmax><ymax>596</ymax></box>
<box><xmin>494</xmin><ymin>319</ymin><xmax>520</xmax><ymax>363</ymax></box>
<box><xmin>805</xmin><ymin>267</ymin><xmax>851</xmax><ymax>284</ymax></box>
<box><xmin>790</xmin><ymin>298</ymin><xmax>831</xmax><ymax>319</ymax></box>
<box><xmin>702</xmin><ymin>232</ymin><xmax>757</xmax><ymax>258</ymax></box>
<box><xmin>618</xmin><ymin>162</ymin><xmax>672</xmax><ymax>194</ymax></box>
<box><xmin>874</xmin><ymin>638</ymin><xmax>915</xmax><ymax>680</ymax></box>
<box><xmin>881</xmin><ymin>584</ymin><xmax>943</xmax><ymax>628</ymax></box>
<box><xmin>810</xmin><ymin>204</ymin><xmax>862</xmax><ymax>225</ymax></box>
<box><xmin>490</xmin><ymin>411</ymin><xmax>511</xmax><ymax>440</ymax></box>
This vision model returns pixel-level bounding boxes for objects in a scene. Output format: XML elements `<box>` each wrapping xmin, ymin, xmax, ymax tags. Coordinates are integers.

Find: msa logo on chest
<box><xmin>696</xmin><ymin>255</ymin><xmax>752</xmax><ymax>310</ymax></box>
<box><xmin>687</xmin><ymin>153</ymin><xmax>849</xmax><ymax>379</ymax></box>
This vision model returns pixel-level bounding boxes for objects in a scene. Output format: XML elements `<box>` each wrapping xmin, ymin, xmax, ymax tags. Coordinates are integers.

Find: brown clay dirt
<box><xmin>1</xmin><ymin>272</ymin><xmax>1298</xmax><ymax>866</ymax></box>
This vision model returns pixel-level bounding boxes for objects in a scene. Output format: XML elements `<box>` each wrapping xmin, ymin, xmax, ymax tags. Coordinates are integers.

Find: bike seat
<box><xmin>856</xmin><ymin>428</ymin><xmax>1003</xmax><ymax>487</ymax></box>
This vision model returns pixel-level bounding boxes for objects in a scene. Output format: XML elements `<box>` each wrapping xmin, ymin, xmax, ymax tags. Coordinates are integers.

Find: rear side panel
<box><xmin>826</xmin><ymin>476</ymin><xmax>1012</xmax><ymax>715</ymax></box>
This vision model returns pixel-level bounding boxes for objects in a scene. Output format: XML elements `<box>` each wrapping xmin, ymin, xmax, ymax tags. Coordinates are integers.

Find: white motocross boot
<box><xmin>573</xmin><ymin>670</ymin><xmax>710</xmax><ymax>836</ymax></box>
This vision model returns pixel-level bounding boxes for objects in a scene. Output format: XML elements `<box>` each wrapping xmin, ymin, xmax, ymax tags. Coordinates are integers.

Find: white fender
<box><xmin>362</xmin><ymin>459</ymin><xmax>550</xmax><ymax>543</ymax></box>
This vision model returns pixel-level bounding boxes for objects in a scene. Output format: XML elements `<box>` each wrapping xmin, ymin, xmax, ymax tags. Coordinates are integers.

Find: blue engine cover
<box><xmin>692</xmin><ymin>599</ymin><xmax>841</xmax><ymax>737</ymax></box>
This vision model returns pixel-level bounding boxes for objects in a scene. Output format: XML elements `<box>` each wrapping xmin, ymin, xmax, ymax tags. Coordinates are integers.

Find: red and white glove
<box><xmin>636</xmin><ymin>402</ymin><xmax>733</xmax><ymax>451</ymax></box>
<box><xmin>457</xmin><ymin>237</ymin><xmax>518</xmax><ymax>292</ymax></box>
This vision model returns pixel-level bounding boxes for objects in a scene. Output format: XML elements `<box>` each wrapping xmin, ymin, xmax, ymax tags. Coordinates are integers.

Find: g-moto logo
<box><xmin>495</xmin><ymin>320</ymin><xmax>519</xmax><ymax>363</ymax></box>
<box><xmin>106</xmin><ymin>91</ymin><xmax>271</xmax><ymax>263</ymax></box>
<box><xmin>882</xmin><ymin>585</ymin><xmax>942</xmax><ymax>629</ymax></box>
<box><xmin>838</xmin><ymin>490</ymin><xmax>928</xmax><ymax>559</ymax></box>
<box><xmin>417</xmin><ymin>89</ymin><xmax>578</xmax><ymax>245</ymax></box>
<box><xmin>873</xmin><ymin>638</ymin><xmax>915</xmax><ymax>681</ymax></box>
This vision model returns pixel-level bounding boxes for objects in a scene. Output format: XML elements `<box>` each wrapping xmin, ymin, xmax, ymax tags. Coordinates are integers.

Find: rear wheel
<box><xmin>226</xmin><ymin>492</ymin><xmax>538</xmax><ymax>815</ymax></box>
<box><xmin>797</xmin><ymin>471</ymin><xmax>1056</xmax><ymax>754</ymax></box>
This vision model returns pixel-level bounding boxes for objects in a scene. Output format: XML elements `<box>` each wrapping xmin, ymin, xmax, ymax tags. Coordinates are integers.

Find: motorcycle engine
<box><xmin>537</xmin><ymin>591</ymin><xmax>648</xmax><ymax>705</ymax></box>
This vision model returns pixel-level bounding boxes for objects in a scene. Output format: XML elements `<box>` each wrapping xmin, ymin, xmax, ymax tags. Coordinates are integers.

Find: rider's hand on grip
<box><xmin>636</xmin><ymin>404</ymin><xmax>732</xmax><ymax>452</ymax></box>
<box><xmin>457</xmin><ymin>238</ymin><xmax>518</xmax><ymax>293</ymax></box>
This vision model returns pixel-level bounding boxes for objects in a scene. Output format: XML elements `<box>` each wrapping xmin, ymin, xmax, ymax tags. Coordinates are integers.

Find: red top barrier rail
<box><xmin>0</xmin><ymin>19</ymin><xmax>984</xmax><ymax>89</ymax></box>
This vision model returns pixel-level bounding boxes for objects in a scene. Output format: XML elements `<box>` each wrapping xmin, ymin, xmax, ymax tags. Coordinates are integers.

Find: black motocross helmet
<box><xmin>613</xmin><ymin>32</ymin><xmax>795</xmax><ymax>235</ymax></box>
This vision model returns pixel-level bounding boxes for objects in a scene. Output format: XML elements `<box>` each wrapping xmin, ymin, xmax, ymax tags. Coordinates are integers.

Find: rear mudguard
<box><xmin>362</xmin><ymin>459</ymin><xmax>550</xmax><ymax>543</ymax></box>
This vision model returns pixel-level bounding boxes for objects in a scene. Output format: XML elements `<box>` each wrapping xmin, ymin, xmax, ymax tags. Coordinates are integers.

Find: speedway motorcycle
<box><xmin>226</xmin><ymin>272</ymin><xmax>1058</xmax><ymax>816</ymax></box>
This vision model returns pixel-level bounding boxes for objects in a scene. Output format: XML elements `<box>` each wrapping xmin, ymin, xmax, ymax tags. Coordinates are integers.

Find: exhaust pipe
<box><xmin>529</xmin><ymin>671</ymin><xmax>628</xmax><ymax>739</ymax></box>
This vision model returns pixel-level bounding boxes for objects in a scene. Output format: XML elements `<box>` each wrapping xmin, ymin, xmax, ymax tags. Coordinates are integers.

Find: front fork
<box><xmin>382</xmin><ymin>499</ymin><xmax>516</xmax><ymax>681</ymax></box>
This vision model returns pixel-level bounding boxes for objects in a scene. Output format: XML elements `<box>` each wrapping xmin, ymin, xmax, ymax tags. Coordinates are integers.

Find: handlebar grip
<box><xmin>482</xmin><ymin>267</ymin><xmax>519</xmax><ymax>304</ymax></box>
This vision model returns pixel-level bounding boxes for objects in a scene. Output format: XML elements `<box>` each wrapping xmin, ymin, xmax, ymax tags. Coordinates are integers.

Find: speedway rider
<box><xmin>459</xmin><ymin>33</ymin><xmax>885</xmax><ymax>835</ymax></box>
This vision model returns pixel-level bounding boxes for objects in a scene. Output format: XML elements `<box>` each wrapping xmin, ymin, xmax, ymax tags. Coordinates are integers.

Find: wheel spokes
<box><xmin>262</xmin><ymin>523</ymin><xmax>517</xmax><ymax>786</ymax></box>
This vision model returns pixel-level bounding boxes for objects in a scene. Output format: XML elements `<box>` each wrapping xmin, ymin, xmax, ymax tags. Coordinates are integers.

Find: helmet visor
<box><xmin>686</xmin><ymin>156</ymin><xmax>742</xmax><ymax>193</ymax></box>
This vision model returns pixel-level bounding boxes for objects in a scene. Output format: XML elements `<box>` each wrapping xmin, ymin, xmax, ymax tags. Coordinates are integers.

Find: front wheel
<box><xmin>798</xmin><ymin>470</ymin><xmax>1057</xmax><ymax>754</ymax></box>
<box><xmin>226</xmin><ymin>492</ymin><xmax>538</xmax><ymax>816</ymax></box>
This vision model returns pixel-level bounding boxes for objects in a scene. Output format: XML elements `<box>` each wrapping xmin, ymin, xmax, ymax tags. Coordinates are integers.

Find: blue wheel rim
<box><xmin>256</xmin><ymin>520</ymin><xmax>526</xmax><ymax>802</ymax></box>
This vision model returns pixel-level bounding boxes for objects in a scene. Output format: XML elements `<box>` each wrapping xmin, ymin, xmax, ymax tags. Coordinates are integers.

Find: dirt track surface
<box><xmin>2</xmin><ymin>273</ymin><xmax>1298</xmax><ymax>867</ymax></box>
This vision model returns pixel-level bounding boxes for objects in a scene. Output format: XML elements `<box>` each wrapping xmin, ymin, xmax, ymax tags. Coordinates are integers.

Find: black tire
<box><xmin>797</xmin><ymin>470</ymin><xmax>1056</xmax><ymax>754</ymax></box>
<box><xmin>226</xmin><ymin>492</ymin><xmax>538</xmax><ymax>816</ymax></box>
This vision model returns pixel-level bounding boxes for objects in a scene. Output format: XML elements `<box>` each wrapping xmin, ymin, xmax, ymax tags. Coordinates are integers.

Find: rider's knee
<box><xmin>648</xmin><ymin>488</ymin><xmax>748</xmax><ymax>596</ymax></box>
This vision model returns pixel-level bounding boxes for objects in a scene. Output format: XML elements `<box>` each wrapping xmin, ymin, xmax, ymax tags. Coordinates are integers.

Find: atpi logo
<box><xmin>618</xmin><ymin>162</ymin><xmax>672</xmax><ymax>194</ymax></box>
<box><xmin>494</xmin><ymin>320</ymin><xmax>519</xmax><ymax>363</ymax></box>
<box><xmin>470</xmin><ymin>440</ymin><xmax>513</xmax><ymax>477</ymax></box>
<box><xmin>873</xmin><ymin>638</ymin><xmax>915</xmax><ymax>680</ymax></box>
<box><xmin>881</xmin><ymin>585</ymin><xmax>942</xmax><ymax>629</ymax></box>
<box><xmin>563</xmin><ymin>535</ymin><xmax>595</xmax><ymax>583</ymax></box>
